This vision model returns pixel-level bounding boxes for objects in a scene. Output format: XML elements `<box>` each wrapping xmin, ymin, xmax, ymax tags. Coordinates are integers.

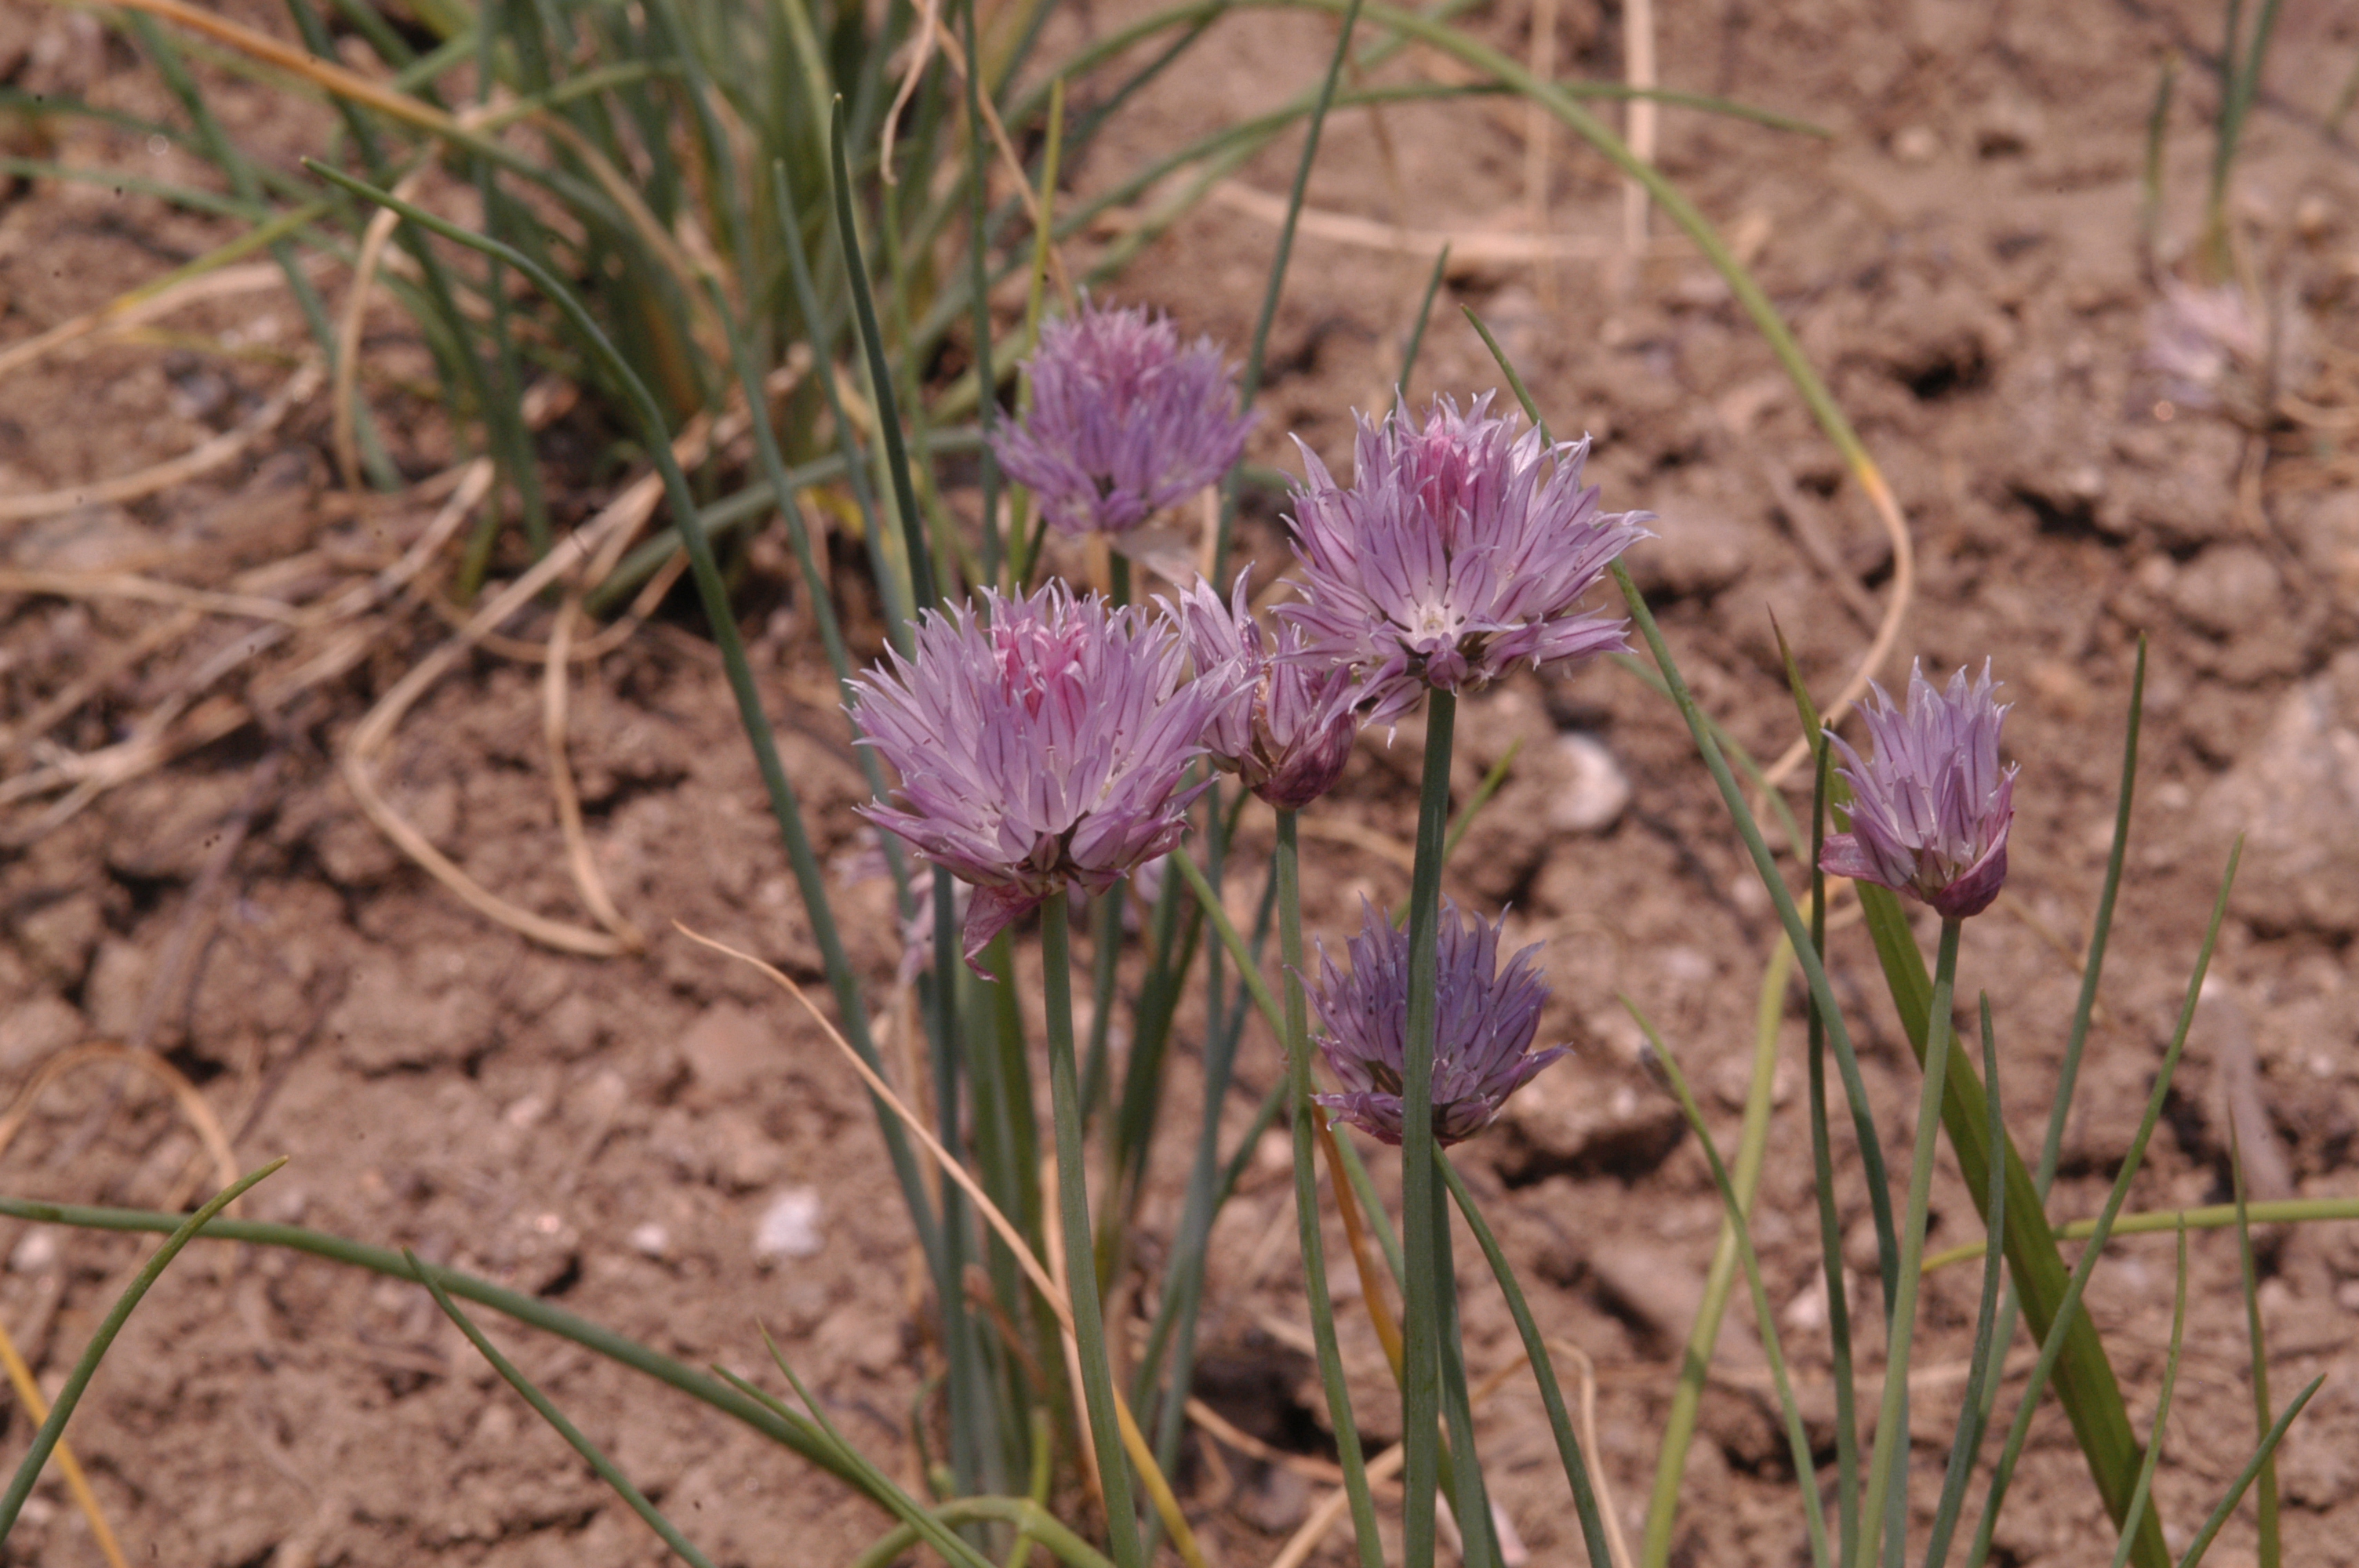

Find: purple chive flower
<box><xmin>1819</xmin><ymin>660</ymin><xmax>2018</xmax><ymax>921</ymax></box>
<box><xmin>850</xmin><ymin>583</ymin><xmax>1234</xmax><ymax>971</ymax></box>
<box><xmin>1281</xmin><ymin>395</ymin><xmax>1654</xmax><ymax>725</ymax></box>
<box><xmin>1172</xmin><ymin>570</ymin><xmax>1363</xmax><ymax>810</ymax></box>
<box><xmin>1306</xmin><ymin>898</ymin><xmax>1568</xmax><ymax>1146</ymax></box>
<box><xmin>990</xmin><ymin>300</ymin><xmax>1258</xmax><ymax>538</ymax></box>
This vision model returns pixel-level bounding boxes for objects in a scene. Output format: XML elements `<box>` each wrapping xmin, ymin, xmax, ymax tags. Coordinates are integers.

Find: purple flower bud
<box><xmin>1280</xmin><ymin>395</ymin><xmax>1653</xmax><ymax>724</ymax></box>
<box><xmin>1820</xmin><ymin>660</ymin><xmax>2018</xmax><ymax>920</ymax></box>
<box><xmin>1171</xmin><ymin>570</ymin><xmax>1363</xmax><ymax>810</ymax></box>
<box><xmin>849</xmin><ymin>583</ymin><xmax>1235</xmax><ymax>971</ymax></box>
<box><xmin>989</xmin><ymin>300</ymin><xmax>1258</xmax><ymax>538</ymax></box>
<box><xmin>1307</xmin><ymin>898</ymin><xmax>1568</xmax><ymax>1146</ymax></box>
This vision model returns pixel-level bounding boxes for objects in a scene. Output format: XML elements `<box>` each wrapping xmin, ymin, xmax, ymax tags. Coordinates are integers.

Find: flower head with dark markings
<box><xmin>1820</xmin><ymin>660</ymin><xmax>2017</xmax><ymax>921</ymax></box>
<box><xmin>1281</xmin><ymin>395</ymin><xmax>1652</xmax><ymax>724</ymax></box>
<box><xmin>990</xmin><ymin>300</ymin><xmax>1257</xmax><ymax>538</ymax></box>
<box><xmin>1172</xmin><ymin>570</ymin><xmax>1362</xmax><ymax>810</ymax></box>
<box><xmin>849</xmin><ymin>583</ymin><xmax>1234</xmax><ymax>971</ymax></box>
<box><xmin>1306</xmin><ymin>898</ymin><xmax>1567</xmax><ymax>1145</ymax></box>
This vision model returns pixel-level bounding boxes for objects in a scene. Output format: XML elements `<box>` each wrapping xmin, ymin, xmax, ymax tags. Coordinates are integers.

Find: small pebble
<box><xmin>1891</xmin><ymin>125</ymin><xmax>1940</xmax><ymax>165</ymax></box>
<box><xmin>1547</xmin><ymin>733</ymin><xmax>1631</xmax><ymax>834</ymax></box>
<box><xmin>754</xmin><ymin>1187</ymin><xmax>825</xmax><ymax>1262</ymax></box>
<box><xmin>629</xmin><ymin>1222</ymin><xmax>671</xmax><ymax>1259</ymax></box>
<box><xmin>9</xmin><ymin>1229</ymin><xmax>56</xmax><ymax>1273</ymax></box>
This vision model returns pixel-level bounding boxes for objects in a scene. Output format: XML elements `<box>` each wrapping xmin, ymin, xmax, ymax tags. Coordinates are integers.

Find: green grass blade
<box><xmin>732</xmin><ymin>1345</ymin><xmax>1001</xmax><ymax>1568</ymax></box>
<box><xmin>0</xmin><ymin>1160</ymin><xmax>285</xmax><ymax>1541</ymax></box>
<box><xmin>2172</xmin><ymin>1375</ymin><xmax>2321</xmax><ymax>1568</ymax></box>
<box><xmin>0</xmin><ymin>1196</ymin><xmax>870</xmax><ymax>1489</ymax></box>
<box><xmin>828</xmin><ymin>100</ymin><xmax>936</xmax><ymax>615</ymax></box>
<box><xmin>2105</xmin><ymin>1224</ymin><xmax>2189</xmax><ymax>1568</ymax></box>
<box><xmin>1276</xmin><ymin>815</ymin><xmax>1385</xmax><ymax>1568</ymax></box>
<box><xmin>1439</xmin><ymin>1153</ymin><xmax>1618</xmax><ymax>1568</ymax></box>
<box><xmin>405</xmin><ymin>1250</ymin><xmax>720</xmax><ymax>1568</ymax></box>
<box><xmin>1643</xmin><ymin>933</ymin><xmax>1794</xmax><ymax>1567</ymax></box>
<box><xmin>2229</xmin><ymin>1118</ymin><xmax>2280</xmax><ymax>1568</ymax></box>
<box><xmin>1039</xmin><ymin>895</ymin><xmax>1143</xmax><ymax>1567</ymax></box>
<box><xmin>1963</xmin><ymin>842</ymin><xmax>2243</xmax><ymax>1568</ymax></box>
<box><xmin>1921</xmin><ymin>997</ymin><xmax>2009</xmax><ymax>1568</ymax></box>
<box><xmin>1805</xmin><ymin>739</ymin><xmax>1863</xmax><ymax>1568</ymax></box>
<box><xmin>1861</xmin><ymin>919</ymin><xmax>1962</xmax><ymax>1568</ymax></box>
<box><xmin>1632</xmin><ymin>1009</ymin><xmax>1834</xmax><ymax>1568</ymax></box>
<box><xmin>2043</xmin><ymin>637</ymin><xmax>2146</xmax><ymax>1194</ymax></box>
<box><xmin>1396</xmin><ymin>243</ymin><xmax>1451</xmax><ymax>403</ymax></box>
<box><xmin>851</xmin><ymin>1497</ymin><xmax>1117</xmax><ymax>1568</ymax></box>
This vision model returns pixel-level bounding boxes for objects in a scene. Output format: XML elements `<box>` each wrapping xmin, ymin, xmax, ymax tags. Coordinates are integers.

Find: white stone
<box><xmin>9</xmin><ymin>1229</ymin><xmax>56</xmax><ymax>1273</ymax></box>
<box><xmin>754</xmin><ymin>1187</ymin><xmax>824</xmax><ymax>1262</ymax></box>
<box><xmin>628</xmin><ymin>1222</ymin><xmax>670</xmax><ymax>1259</ymax></box>
<box><xmin>1545</xmin><ymin>733</ymin><xmax>1632</xmax><ymax>835</ymax></box>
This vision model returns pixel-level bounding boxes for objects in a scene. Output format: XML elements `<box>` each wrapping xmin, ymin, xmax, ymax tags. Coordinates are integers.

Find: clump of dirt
<box><xmin>2</xmin><ymin>0</ymin><xmax>2358</xmax><ymax>1563</ymax></box>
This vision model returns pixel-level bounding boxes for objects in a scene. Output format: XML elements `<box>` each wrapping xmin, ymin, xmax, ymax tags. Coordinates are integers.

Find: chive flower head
<box><xmin>1820</xmin><ymin>660</ymin><xmax>2017</xmax><ymax>921</ymax></box>
<box><xmin>1281</xmin><ymin>395</ymin><xmax>1652</xmax><ymax>724</ymax></box>
<box><xmin>990</xmin><ymin>299</ymin><xmax>1257</xmax><ymax>538</ymax></box>
<box><xmin>850</xmin><ymin>583</ymin><xmax>1232</xmax><ymax>969</ymax></box>
<box><xmin>1172</xmin><ymin>569</ymin><xmax>1362</xmax><ymax>810</ymax></box>
<box><xmin>1307</xmin><ymin>898</ymin><xmax>1567</xmax><ymax>1145</ymax></box>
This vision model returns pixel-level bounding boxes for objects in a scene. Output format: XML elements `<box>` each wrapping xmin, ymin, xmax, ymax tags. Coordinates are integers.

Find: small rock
<box><xmin>1545</xmin><ymin>734</ymin><xmax>1631</xmax><ymax>835</ymax></box>
<box><xmin>754</xmin><ymin>1187</ymin><xmax>824</xmax><ymax>1262</ymax></box>
<box><xmin>628</xmin><ymin>1222</ymin><xmax>670</xmax><ymax>1259</ymax></box>
<box><xmin>1889</xmin><ymin>125</ymin><xmax>1940</xmax><ymax>164</ymax></box>
<box><xmin>9</xmin><ymin>1229</ymin><xmax>57</xmax><ymax>1273</ymax></box>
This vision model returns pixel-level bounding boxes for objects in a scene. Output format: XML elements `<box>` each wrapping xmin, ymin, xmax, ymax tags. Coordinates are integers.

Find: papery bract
<box><xmin>990</xmin><ymin>300</ymin><xmax>1257</xmax><ymax>538</ymax></box>
<box><xmin>1172</xmin><ymin>570</ymin><xmax>1362</xmax><ymax>810</ymax></box>
<box><xmin>1820</xmin><ymin>659</ymin><xmax>2018</xmax><ymax>920</ymax></box>
<box><xmin>849</xmin><ymin>583</ymin><xmax>1232</xmax><ymax>971</ymax></box>
<box><xmin>1281</xmin><ymin>395</ymin><xmax>1652</xmax><ymax>724</ymax></box>
<box><xmin>1307</xmin><ymin>898</ymin><xmax>1567</xmax><ymax>1145</ymax></box>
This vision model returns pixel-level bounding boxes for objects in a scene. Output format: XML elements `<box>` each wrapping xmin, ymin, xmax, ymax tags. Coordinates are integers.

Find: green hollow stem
<box><xmin>406</xmin><ymin>1252</ymin><xmax>719</xmax><ymax>1568</ymax></box>
<box><xmin>1922</xmin><ymin>1196</ymin><xmax>2359</xmax><ymax>1270</ymax></box>
<box><xmin>2171</xmin><ymin>1376</ymin><xmax>2322</xmax><ymax>1568</ymax></box>
<box><xmin>1859</xmin><ymin>917</ymin><xmax>1961</xmax><ymax>1568</ymax></box>
<box><xmin>2230</xmin><ymin>1119</ymin><xmax>2281</xmax><ymax>1568</ymax></box>
<box><xmin>0</xmin><ymin>1196</ymin><xmax>877</xmax><ymax>1496</ymax></box>
<box><xmin>1438</xmin><ymin>1154</ymin><xmax>1616</xmax><ymax>1568</ymax></box>
<box><xmin>1041</xmin><ymin>892</ymin><xmax>1142</xmax><ymax>1567</ymax></box>
<box><xmin>852</xmin><ymin>1497</ymin><xmax>1117</xmax><ymax>1568</ymax></box>
<box><xmin>1399</xmin><ymin>687</ymin><xmax>1458</xmax><ymax>1566</ymax></box>
<box><xmin>1919</xmin><ymin>998</ymin><xmax>2009</xmax><ymax>1568</ymax></box>
<box><xmin>0</xmin><ymin>1160</ymin><xmax>285</xmax><ymax>1540</ymax></box>
<box><xmin>1961</xmin><ymin>842</ymin><xmax>2241</xmax><ymax>1568</ymax></box>
<box><xmin>2104</xmin><ymin>1225</ymin><xmax>2187</xmax><ymax>1568</ymax></box>
<box><xmin>1634</xmin><ymin>1013</ymin><xmax>1834</xmax><ymax>1568</ymax></box>
<box><xmin>1279</xmin><ymin>811</ymin><xmax>1384</xmax><ymax>1568</ymax></box>
<box><xmin>1642</xmin><ymin>935</ymin><xmax>1794</xmax><ymax>1567</ymax></box>
<box><xmin>1801</xmin><ymin>741</ymin><xmax>1862</xmax><ymax>1568</ymax></box>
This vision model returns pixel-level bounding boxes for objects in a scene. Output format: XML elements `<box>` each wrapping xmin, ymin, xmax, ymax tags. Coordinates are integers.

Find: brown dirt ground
<box><xmin>2</xmin><ymin>0</ymin><xmax>2359</xmax><ymax>1563</ymax></box>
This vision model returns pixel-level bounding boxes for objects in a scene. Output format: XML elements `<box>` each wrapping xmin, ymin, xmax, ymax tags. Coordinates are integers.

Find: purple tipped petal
<box><xmin>1303</xmin><ymin>898</ymin><xmax>1566</xmax><ymax>1146</ymax></box>
<box><xmin>1167</xmin><ymin>569</ymin><xmax>1365</xmax><ymax>810</ymax></box>
<box><xmin>1278</xmin><ymin>397</ymin><xmax>1652</xmax><ymax>720</ymax></box>
<box><xmin>990</xmin><ymin>300</ymin><xmax>1257</xmax><ymax>538</ymax></box>
<box><xmin>1819</xmin><ymin>659</ymin><xmax>2018</xmax><ymax>920</ymax></box>
<box><xmin>849</xmin><ymin>582</ymin><xmax>1235</xmax><ymax>975</ymax></box>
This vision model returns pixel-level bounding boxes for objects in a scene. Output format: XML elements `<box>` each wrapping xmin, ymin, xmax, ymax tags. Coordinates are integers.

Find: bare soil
<box><xmin>2</xmin><ymin>0</ymin><xmax>2357</xmax><ymax>1563</ymax></box>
